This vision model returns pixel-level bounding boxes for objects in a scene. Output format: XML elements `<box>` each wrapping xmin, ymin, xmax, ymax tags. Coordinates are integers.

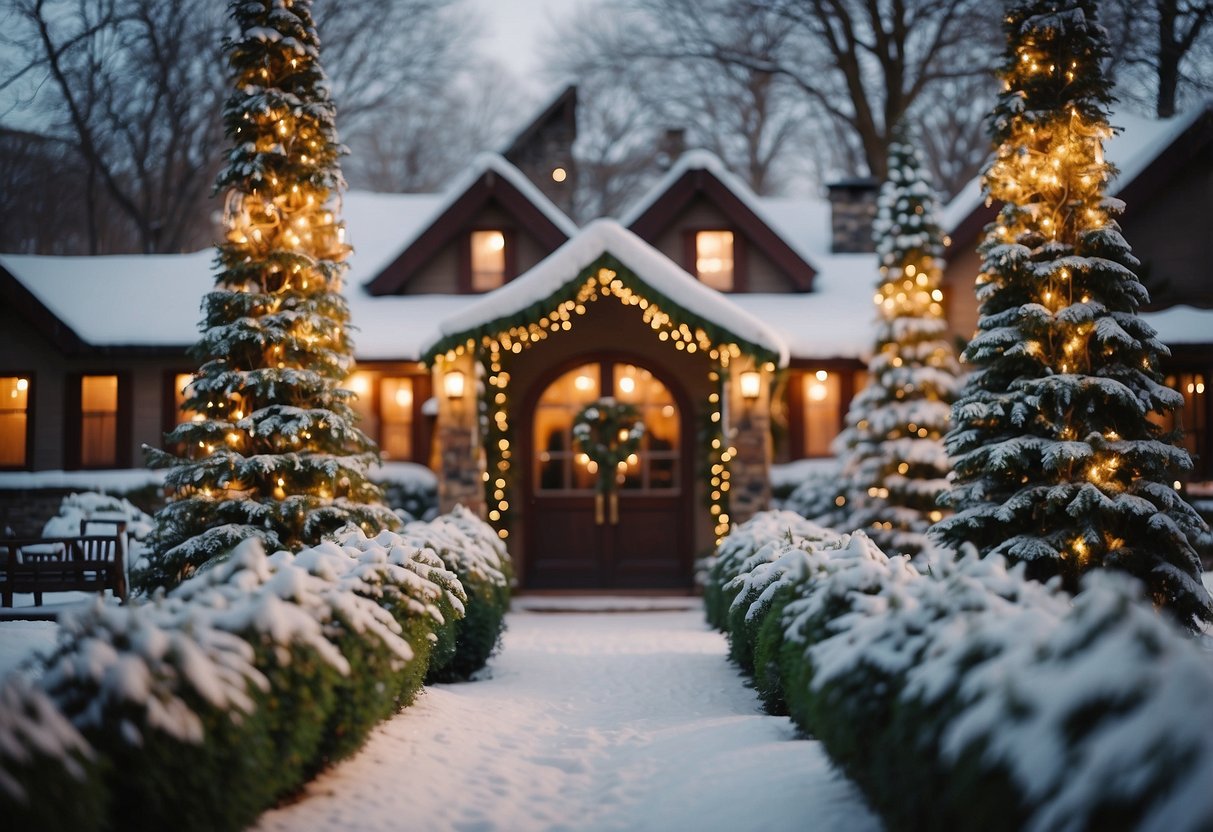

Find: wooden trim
<box><xmin>627</xmin><ymin>167</ymin><xmax>815</xmax><ymax>292</ymax></box>
<box><xmin>412</xmin><ymin>371</ymin><xmax>433</xmax><ymax>466</ymax></box>
<box><xmin>116</xmin><ymin>370</ymin><xmax>132</xmax><ymax>468</ymax></box>
<box><xmin>519</xmin><ymin>351</ymin><xmax>696</xmax><ymax>588</ymax></box>
<box><xmin>67</xmin><ymin>371</ymin><xmax>130</xmax><ymax>470</ymax></box>
<box><xmin>0</xmin><ymin>264</ymin><xmax>89</xmax><ymax>355</ymax></box>
<box><xmin>364</xmin><ymin>173</ymin><xmax>571</xmax><ymax>296</ymax></box>
<box><xmin>784</xmin><ymin>361</ymin><xmax>866</xmax><ymax>460</ymax></box>
<box><xmin>0</xmin><ymin>370</ymin><xmax>35</xmax><ymax>471</ymax></box>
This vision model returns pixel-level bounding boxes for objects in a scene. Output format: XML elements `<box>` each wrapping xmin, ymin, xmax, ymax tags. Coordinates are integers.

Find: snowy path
<box><xmin>253</xmin><ymin>606</ymin><xmax>881</xmax><ymax>832</ymax></box>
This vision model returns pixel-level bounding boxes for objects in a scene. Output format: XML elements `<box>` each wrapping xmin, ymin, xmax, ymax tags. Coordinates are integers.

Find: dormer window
<box><xmin>695</xmin><ymin>230</ymin><xmax>734</xmax><ymax>291</ymax></box>
<box><xmin>470</xmin><ymin>230</ymin><xmax>507</xmax><ymax>292</ymax></box>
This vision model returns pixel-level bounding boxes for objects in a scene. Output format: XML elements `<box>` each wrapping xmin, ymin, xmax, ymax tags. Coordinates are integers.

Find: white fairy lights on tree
<box><xmin>935</xmin><ymin>0</ymin><xmax>1212</xmax><ymax>630</ymax></box>
<box><xmin>833</xmin><ymin>131</ymin><xmax>960</xmax><ymax>557</ymax></box>
<box><xmin>141</xmin><ymin>0</ymin><xmax>398</xmax><ymax>591</ymax></box>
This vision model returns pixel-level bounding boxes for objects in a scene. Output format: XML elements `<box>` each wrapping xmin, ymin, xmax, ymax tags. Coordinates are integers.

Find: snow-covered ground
<box><xmin>254</xmin><ymin>606</ymin><xmax>881</xmax><ymax>832</ymax></box>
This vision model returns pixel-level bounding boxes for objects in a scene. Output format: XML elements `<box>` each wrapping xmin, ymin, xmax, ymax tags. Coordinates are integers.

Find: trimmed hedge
<box><xmin>711</xmin><ymin>510</ymin><xmax>1213</xmax><ymax>832</ymax></box>
<box><xmin>396</xmin><ymin>505</ymin><xmax>513</xmax><ymax>683</ymax></box>
<box><xmin>0</xmin><ymin>507</ymin><xmax>512</xmax><ymax>831</ymax></box>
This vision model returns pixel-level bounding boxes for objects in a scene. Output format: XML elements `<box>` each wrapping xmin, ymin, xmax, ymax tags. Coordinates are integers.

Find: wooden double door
<box><xmin>523</xmin><ymin>358</ymin><xmax>693</xmax><ymax>588</ymax></box>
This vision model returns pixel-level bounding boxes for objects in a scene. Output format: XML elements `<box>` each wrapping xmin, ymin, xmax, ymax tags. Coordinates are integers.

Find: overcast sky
<box><xmin>469</xmin><ymin>0</ymin><xmax>590</xmax><ymax>96</ymax></box>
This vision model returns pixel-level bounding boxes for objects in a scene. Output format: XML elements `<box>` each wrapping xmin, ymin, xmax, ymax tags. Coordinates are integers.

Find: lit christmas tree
<box><xmin>935</xmin><ymin>0</ymin><xmax>1212</xmax><ymax>629</ymax></box>
<box><xmin>140</xmin><ymin>0</ymin><xmax>398</xmax><ymax>591</ymax></box>
<box><xmin>833</xmin><ymin>130</ymin><xmax>960</xmax><ymax>557</ymax></box>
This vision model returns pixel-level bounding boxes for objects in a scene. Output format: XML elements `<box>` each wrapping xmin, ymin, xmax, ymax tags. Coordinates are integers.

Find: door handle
<box><xmin>595</xmin><ymin>493</ymin><xmax>605</xmax><ymax>525</ymax></box>
<box><xmin>609</xmin><ymin>492</ymin><xmax>619</xmax><ymax>525</ymax></box>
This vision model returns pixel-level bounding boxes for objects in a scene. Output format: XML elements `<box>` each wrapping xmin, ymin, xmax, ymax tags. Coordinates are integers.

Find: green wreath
<box><xmin>572</xmin><ymin>398</ymin><xmax>644</xmax><ymax>494</ymax></box>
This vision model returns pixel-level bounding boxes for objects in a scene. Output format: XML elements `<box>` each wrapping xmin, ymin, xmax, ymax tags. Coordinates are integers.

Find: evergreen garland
<box><xmin>140</xmin><ymin>0</ymin><xmax>398</xmax><ymax>591</ymax></box>
<box><xmin>572</xmin><ymin>399</ymin><xmax>644</xmax><ymax>494</ymax></box>
<box><xmin>834</xmin><ymin>130</ymin><xmax>961</xmax><ymax>557</ymax></box>
<box><xmin>934</xmin><ymin>0</ymin><xmax>1212</xmax><ymax>629</ymax></box>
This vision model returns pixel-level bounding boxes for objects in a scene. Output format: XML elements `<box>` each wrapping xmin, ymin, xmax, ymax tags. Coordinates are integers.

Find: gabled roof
<box><xmin>423</xmin><ymin>218</ymin><xmax>789</xmax><ymax>365</ymax></box>
<box><xmin>621</xmin><ymin>150</ymin><xmax>818</xmax><ymax>292</ymax></box>
<box><xmin>0</xmin><ymin>250</ymin><xmax>213</xmax><ymax>355</ymax></box>
<box><xmin>363</xmin><ymin>153</ymin><xmax>578</xmax><ymax>296</ymax></box>
<box><xmin>501</xmin><ymin>84</ymin><xmax>577</xmax><ymax>162</ymax></box>
<box><xmin>943</xmin><ymin>103</ymin><xmax>1213</xmax><ymax>246</ymax></box>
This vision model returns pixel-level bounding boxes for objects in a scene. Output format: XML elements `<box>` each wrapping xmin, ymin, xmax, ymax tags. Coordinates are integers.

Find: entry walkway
<box><xmin>253</xmin><ymin>603</ymin><xmax>881</xmax><ymax>832</ymax></box>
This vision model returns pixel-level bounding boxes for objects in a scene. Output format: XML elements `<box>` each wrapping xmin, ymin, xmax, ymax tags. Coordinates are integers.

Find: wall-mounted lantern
<box><xmin>443</xmin><ymin>369</ymin><xmax>466</xmax><ymax>400</ymax></box>
<box><xmin>740</xmin><ymin>370</ymin><xmax>762</xmax><ymax>401</ymax></box>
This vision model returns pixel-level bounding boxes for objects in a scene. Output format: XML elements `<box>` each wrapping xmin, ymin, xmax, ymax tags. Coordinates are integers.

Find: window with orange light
<box><xmin>1154</xmin><ymin>372</ymin><xmax>1208</xmax><ymax>476</ymax></box>
<box><xmin>803</xmin><ymin>370</ymin><xmax>840</xmax><ymax>456</ymax></box>
<box><xmin>347</xmin><ymin>370</ymin><xmax>379</xmax><ymax>440</ymax></box>
<box><xmin>470</xmin><ymin>230</ymin><xmax>507</xmax><ymax>292</ymax></box>
<box><xmin>81</xmin><ymin>375</ymin><xmax>119</xmax><ymax>467</ymax></box>
<box><xmin>380</xmin><ymin>377</ymin><xmax>414</xmax><ymax>460</ymax></box>
<box><xmin>695</xmin><ymin>230</ymin><xmax>734</xmax><ymax>291</ymax></box>
<box><xmin>0</xmin><ymin>376</ymin><xmax>30</xmax><ymax>468</ymax></box>
<box><xmin>173</xmin><ymin>373</ymin><xmax>203</xmax><ymax>424</ymax></box>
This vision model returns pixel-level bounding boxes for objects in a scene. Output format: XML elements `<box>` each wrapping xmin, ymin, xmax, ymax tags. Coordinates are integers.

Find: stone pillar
<box><xmin>827</xmin><ymin>178</ymin><xmax>879</xmax><ymax>253</ymax></box>
<box><xmin>727</xmin><ymin>358</ymin><xmax>773</xmax><ymax>525</ymax></box>
<box><xmin>434</xmin><ymin>355</ymin><xmax>485</xmax><ymax>516</ymax></box>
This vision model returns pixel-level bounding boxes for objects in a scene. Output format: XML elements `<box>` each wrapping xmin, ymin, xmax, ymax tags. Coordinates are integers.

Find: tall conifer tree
<box><xmin>140</xmin><ymin>0</ymin><xmax>398</xmax><ymax>591</ymax></box>
<box><xmin>935</xmin><ymin>0</ymin><xmax>1211</xmax><ymax>629</ymax></box>
<box><xmin>835</xmin><ymin>131</ymin><xmax>960</xmax><ymax>557</ymax></box>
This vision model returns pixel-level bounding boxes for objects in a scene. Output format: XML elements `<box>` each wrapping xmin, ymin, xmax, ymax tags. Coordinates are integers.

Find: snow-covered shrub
<box><xmin>393</xmin><ymin>505</ymin><xmax>513</xmax><ymax>682</ymax></box>
<box><xmin>701</xmin><ymin>510</ymin><xmax>835</xmax><ymax>631</ymax></box>
<box><xmin>0</xmin><ymin>675</ymin><xmax>106</xmax><ymax>831</ymax></box>
<box><xmin>375</xmin><ymin>462</ymin><xmax>440</xmax><ymax>523</ymax></box>
<box><xmin>39</xmin><ymin>597</ymin><xmax>274</xmax><ymax>831</ymax></box>
<box><xmin>43</xmin><ymin>491</ymin><xmax>155</xmax><ymax>579</ymax></box>
<box><xmin>11</xmin><ymin>524</ymin><xmax>466</xmax><ymax>832</ymax></box>
<box><xmin>710</xmin><ymin>518</ymin><xmax>1213</xmax><ymax>832</ymax></box>
<box><xmin>176</xmin><ymin>533</ymin><xmax>462</xmax><ymax>770</ymax></box>
<box><xmin>772</xmin><ymin>460</ymin><xmax>846</xmax><ymax>529</ymax></box>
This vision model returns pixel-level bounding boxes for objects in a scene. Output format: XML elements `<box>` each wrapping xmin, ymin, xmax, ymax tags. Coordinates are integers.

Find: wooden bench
<box><xmin>0</xmin><ymin>520</ymin><xmax>128</xmax><ymax>607</ymax></box>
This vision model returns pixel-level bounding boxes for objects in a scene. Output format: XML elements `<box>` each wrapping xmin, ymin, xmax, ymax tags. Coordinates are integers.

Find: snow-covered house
<box><xmin>1</xmin><ymin>98</ymin><xmax>1210</xmax><ymax>589</ymax></box>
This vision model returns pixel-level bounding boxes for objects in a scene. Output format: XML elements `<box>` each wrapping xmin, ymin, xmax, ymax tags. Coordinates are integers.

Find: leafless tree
<box><xmin>342</xmin><ymin>59</ymin><xmax>519</xmax><ymax>192</ymax></box>
<box><xmin>1104</xmin><ymin>0</ymin><xmax>1213</xmax><ymax>117</ymax></box>
<box><xmin>541</xmin><ymin>2</ymin><xmax>816</xmax><ymax>222</ymax></box>
<box><xmin>1</xmin><ymin>0</ymin><xmax>228</xmax><ymax>253</ymax></box>
<box><xmin>0</xmin><ymin>0</ymin><xmax>484</xmax><ymax>254</ymax></box>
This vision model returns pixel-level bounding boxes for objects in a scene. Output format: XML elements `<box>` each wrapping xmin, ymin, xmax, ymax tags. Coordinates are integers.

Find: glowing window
<box><xmin>1156</xmin><ymin>373</ymin><xmax>1208</xmax><ymax>476</ymax></box>
<box><xmin>695</xmin><ymin>230</ymin><xmax>734</xmax><ymax>291</ymax></box>
<box><xmin>347</xmin><ymin>370</ymin><xmax>379</xmax><ymax>441</ymax></box>
<box><xmin>0</xmin><ymin>376</ymin><xmax>30</xmax><ymax>468</ymax></box>
<box><xmin>380</xmin><ymin>377</ymin><xmax>414</xmax><ymax>460</ymax></box>
<box><xmin>173</xmin><ymin>373</ymin><xmax>203</xmax><ymax>424</ymax></box>
<box><xmin>470</xmin><ymin>230</ymin><xmax>507</xmax><ymax>292</ymax></box>
<box><xmin>803</xmin><ymin>370</ymin><xmax>840</xmax><ymax>457</ymax></box>
<box><xmin>81</xmin><ymin>375</ymin><xmax>118</xmax><ymax>467</ymax></box>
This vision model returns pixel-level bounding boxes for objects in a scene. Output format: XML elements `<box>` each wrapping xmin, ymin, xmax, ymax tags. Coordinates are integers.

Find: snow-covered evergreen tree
<box><xmin>140</xmin><ymin>0</ymin><xmax>398</xmax><ymax>591</ymax></box>
<box><xmin>832</xmin><ymin>131</ymin><xmax>960</xmax><ymax>557</ymax></box>
<box><xmin>934</xmin><ymin>0</ymin><xmax>1212</xmax><ymax>629</ymax></box>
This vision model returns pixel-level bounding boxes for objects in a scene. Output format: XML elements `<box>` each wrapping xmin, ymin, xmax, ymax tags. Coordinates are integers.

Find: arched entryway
<box><xmin>522</xmin><ymin>355</ymin><xmax>693</xmax><ymax>588</ymax></box>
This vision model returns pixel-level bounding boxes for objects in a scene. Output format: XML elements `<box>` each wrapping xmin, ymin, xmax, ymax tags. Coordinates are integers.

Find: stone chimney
<box><xmin>656</xmin><ymin>128</ymin><xmax>686</xmax><ymax>170</ymax></box>
<box><xmin>826</xmin><ymin>178</ymin><xmax>879</xmax><ymax>253</ymax></box>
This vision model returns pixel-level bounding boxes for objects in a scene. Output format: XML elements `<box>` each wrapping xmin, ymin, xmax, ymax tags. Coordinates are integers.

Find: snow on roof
<box><xmin>942</xmin><ymin>104</ymin><xmax>1210</xmax><ymax>234</ymax></box>
<box><xmin>731</xmin><ymin>254</ymin><xmax>879</xmax><ymax>362</ymax></box>
<box><xmin>1</xmin><ymin>250</ymin><xmax>215</xmax><ymax>347</ymax></box>
<box><xmin>426</xmin><ymin>218</ymin><xmax>790</xmax><ymax>364</ymax></box>
<box><xmin>341</xmin><ymin>190</ymin><xmax>443</xmax><ymax>286</ymax></box>
<box><xmin>1140</xmin><ymin>305</ymin><xmax>1213</xmax><ymax>345</ymax></box>
<box><xmin>363</xmin><ymin>152</ymin><xmax>577</xmax><ymax>281</ymax></box>
<box><xmin>618</xmin><ymin>149</ymin><xmax>823</xmax><ymax>269</ymax></box>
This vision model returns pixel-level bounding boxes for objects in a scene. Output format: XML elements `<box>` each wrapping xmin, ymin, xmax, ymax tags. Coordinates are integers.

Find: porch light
<box><xmin>444</xmin><ymin>370</ymin><xmax>466</xmax><ymax>400</ymax></box>
<box><xmin>740</xmin><ymin>371</ymin><xmax>762</xmax><ymax>401</ymax></box>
